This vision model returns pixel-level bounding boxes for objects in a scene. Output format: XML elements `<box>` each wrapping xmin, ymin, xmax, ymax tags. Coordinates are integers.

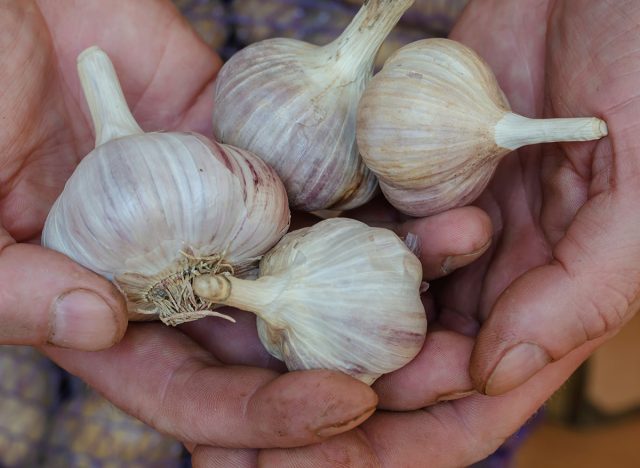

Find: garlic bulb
<box><xmin>212</xmin><ymin>0</ymin><xmax>417</xmax><ymax>212</ymax></box>
<box><xmin>193</xmin><ymin>217</ymin><xmax>427</xmax><ymax>385</ymax></box>
<box><xmin>357</xmin><ymin>38</ymin><xmax>609</xmax><ymax>217</ymax></box>
<box><xmin>42</xmin><ymin>47</ymin><xmax>290</xmax><ymax>326</ymax></box>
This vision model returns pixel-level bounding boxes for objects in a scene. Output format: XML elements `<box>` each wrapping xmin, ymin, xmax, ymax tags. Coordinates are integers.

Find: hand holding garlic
<box><xmin>198</xmin><ymin>0</ymin><xmax>640</xmax><ymax>464</ymax></box>
<box><xmin>43</xmin><ymin>47</ymin><xmax>291</xmax><ymax>326</ymax></box>
<box><xmin>2</xmin><ymin>0</ymin><xmax>384</xmax><ymax>456</ymax></box>
<box><xmin>23</xmin><ymin>0</ymin><xmax>637</xmax><ymax>466</ymax></box>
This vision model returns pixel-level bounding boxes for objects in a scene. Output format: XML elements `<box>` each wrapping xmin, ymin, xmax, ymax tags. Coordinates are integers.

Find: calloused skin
<box><xmin>2</xmin><ymin>0</ymin><xmax>639</xmax><ymax>465</ymax></box>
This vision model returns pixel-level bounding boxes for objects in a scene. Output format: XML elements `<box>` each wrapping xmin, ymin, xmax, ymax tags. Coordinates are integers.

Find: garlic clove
<box><xmin>357</xmin><ymin>38</ymin><xmax>609</xmax><ymax>217</ymax></box>
<box><xmin>43</xmin><ymin>47</ymin><xmax>290</xmax><ymax>326</ymax></box>
<box><xmin>213</xmin><ymin>0</ymin><xmax>417</xmax><ymax>212</ymax></box>
<box><xmin>194</xmin><ymin>217</ymin><xmax>427</xmax><ymax>385</ymax></box>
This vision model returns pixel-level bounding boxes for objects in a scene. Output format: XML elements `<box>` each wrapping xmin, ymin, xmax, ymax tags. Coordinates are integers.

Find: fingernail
<box><xmin>315</xmin><ymin>406</ymin><xmax>376</xmax><ymax>438</ymax></box>
<box><xmin>436</xmin><ymin>390</ymin><xmax>476</xmax><ymax>403</ymax></box>
<box><xmin>441</xmin><ymin>240</ymin><xmax>491</xmax><ymax>275</ymax></box>
<box><xmin>484</xmin><ymin>343</ymin><xmax>550</xmax><ymax>396</ymax></box>
<box><xmin>50</xmin><ymin>289</ymin><xmax>120</xmax><ymax>350</ymax></box>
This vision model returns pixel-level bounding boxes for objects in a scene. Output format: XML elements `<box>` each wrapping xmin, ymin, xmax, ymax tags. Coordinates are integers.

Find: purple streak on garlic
<box><xmin>357</xmin><ymin>38</ymin><xmax>608</xmax><ymax>217</ymax></box>
<box><xmin>42</xmin><ymin>46</ymin><xmax>290</xmax><ymax>325</ymax></box>
<box><xmin>212</xmin><ymin>0</ymin><xmax>417</xmax><ymax>212</ymax></box>
<box><xmin>193</xmin><ymin>217</ymin><xmax>427</xmax><ymax>385</ymax></box>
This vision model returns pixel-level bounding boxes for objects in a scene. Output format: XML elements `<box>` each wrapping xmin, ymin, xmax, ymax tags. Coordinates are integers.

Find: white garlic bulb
<box><xmin>42</xmin><ymin>47</ymin><xmax>290</xmax><ymax>326</ymax></box>
<box><xmin>193</xmin><ymin>218</ymin><xmax>427</xmax><ymax>385</ymax></box>
<box><xmin>357</xmin><ymin>38</ymin><xmax>609</xmax><ymax>217</ymax></box>
<box><xmin>212</xmin><ymin>0</ymin><xmax>417</xmax><ymax>212</ymax></box>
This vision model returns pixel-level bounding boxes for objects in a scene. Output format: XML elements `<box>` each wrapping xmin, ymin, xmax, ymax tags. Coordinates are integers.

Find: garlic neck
<box><xmin>193</xmin><ymin>274</ymin><xmax>286</xmax><ymax>326</ymax></box>
<box><xmin>323</xmin><ymin>0</ymin><xmax>414</xmax><ymax>78</ymax></box>
<box><xmin>494</xmin><ymin>112</ymin><xmax>609</xmax><ymax>151</ymax></box>
<box><xmin>77</xmin><ymin>46</ymin><xmax>144</xmax><ymax>147</ymax></box>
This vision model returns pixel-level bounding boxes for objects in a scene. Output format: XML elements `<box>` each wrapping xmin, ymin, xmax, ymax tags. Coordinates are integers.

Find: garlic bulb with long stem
<box><xmin>43</xmin><ymin>47</ymin><xmax>290</xmax><ymax>326</ymax></box>
<box><xmin>212</xmin><ymin>0</ymin><xmax>416</xmax><ymax>212</ymax></box>
<box><xmin>193</xmin><ymin>217</ymin><xmax>427</xmax><ymax>385</ymax></box>
<box><xmin>357</xmin><ymin>38</ymin><xmax>609</xmax><ymax>217</ymax></box>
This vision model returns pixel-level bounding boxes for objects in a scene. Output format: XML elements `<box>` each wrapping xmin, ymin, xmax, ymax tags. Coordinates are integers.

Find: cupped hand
<box><xmin>1</xmin><ymin>0</ymin><xmax>379</xmax><ymax>452</ymax></box>
<box><xmin>0</xmin><ymin>0</ymin><xmax>220</xmax><ymax>349</ymax></box>
<box><xmin>193</xmin><ymin>0</ymin><xmax>640</xmax><ymax>466</ymax></box>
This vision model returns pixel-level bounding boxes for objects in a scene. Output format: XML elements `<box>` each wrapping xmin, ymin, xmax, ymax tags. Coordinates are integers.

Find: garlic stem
<box><xmin>77</xmin><ymin>46</ymin><xmax>143</xmax><ymax>147</ymax></box>
<box><xmin>325</xmin><ymin>0</ymin><xmax>415</xmax><ymax>77</ymax></box>
<box><xmin>193</xmin><ymin>274</ymin><xmax>285</xmax><ymax>324</ymax></box>
<box><xmin>494</xmin><ymin>112</ymin><xmax>609</xmax><ymax>151</ymax></box>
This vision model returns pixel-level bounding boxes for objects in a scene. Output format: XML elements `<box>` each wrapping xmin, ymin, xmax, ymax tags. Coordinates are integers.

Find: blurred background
<box><xmin>2</xmin><ymin>1</ymin><xmax>639</xmax><ymax>466</ymax></box>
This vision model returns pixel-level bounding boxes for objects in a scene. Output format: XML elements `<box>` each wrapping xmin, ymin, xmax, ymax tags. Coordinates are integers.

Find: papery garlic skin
<box><xmin>357</xmin><ymin>38</ymin><xmax>608</xmax><ymax>217</ymax></box>
<box><xmin>212</xmin><ymin>0</ymin><xmax>416</xmax><ymax>212</ymax></box>
<box><xmin>43</xmin><ymin>47</ymin><xmax>290</xmax><ymax>325</ymax></box>
<box><xmin>194</xmin><ymin>218</ymin><xmax>427</xmax><ymax>385</ymax></box>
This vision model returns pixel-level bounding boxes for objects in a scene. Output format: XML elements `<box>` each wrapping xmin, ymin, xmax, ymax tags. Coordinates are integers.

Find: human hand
<box><xmin>2</xmin><ymin>0</ymin><xmax>377</xmax><ymax>453</ymax></box>
<box><xmin>191</xmin><ymin>0</ymin><xmax>640</xmax><ymax>465</ymax></box>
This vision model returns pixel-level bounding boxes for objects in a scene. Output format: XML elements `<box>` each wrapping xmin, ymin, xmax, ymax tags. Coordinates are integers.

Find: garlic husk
<box><xmin>193</xmin><ymin>217</ymin><xmax>427</xmax><ymax>385</ymax></box>
<box><xmin>357</xmin><ymin>38</ymin><xmax>608</xmax><ymax>217</ymax></box>
<box><xmin>42</xmin><ymin>46</ymin><xmax>290</xmax><ymax>325</ymax></box>
<box><xmin>212</xmin><ymin>0</ymin><xmax>416</xmax><ymax>212</ymax></box>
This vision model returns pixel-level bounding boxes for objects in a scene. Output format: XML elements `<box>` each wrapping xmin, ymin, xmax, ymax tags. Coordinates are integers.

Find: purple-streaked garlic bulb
<box><xmin>213</xmin><ymin>0</ymin><xmax>417</xmax><ymax>212</ymax></box>
<box><xmin>43</xmin><ymin>47</ymin><xmax>290</xmax><ymax>326</ymax></box>
<box><xmin>357</xmin><ymin>39</ymin><xmax>608</xmax><ymax>217</ymax></box>
<box><xmin>194</xmin><ymin>217</ymin><xmax>427</xmax><ymax>385</ymax></box>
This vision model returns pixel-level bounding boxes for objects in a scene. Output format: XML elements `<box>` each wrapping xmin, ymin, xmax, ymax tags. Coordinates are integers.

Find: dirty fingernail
<box><xmin>485</xmin><ymin>343</ymin><xmax>550</xmax><ymax>396</ymax></box>
<box><xmin>441</xmin><ymin>240</ymin><xmax>491</xmax><ymax>275</ymax></box>
<box><xmin>315</xmin><ymin>406</ymin><xmax>376</xmax><ymax>438</ymax></box>
<box><xmin>50</xmin><ymin>289</ymin><xmax>120</xmax><ymax>351</ymax></box>
<box><xmin>436</xmin><ymin>390</ymin><xmax>477</xmax><ymax>403</ymax></box>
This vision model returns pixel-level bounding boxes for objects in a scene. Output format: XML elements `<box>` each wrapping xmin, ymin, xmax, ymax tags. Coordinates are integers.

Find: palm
<box><xmin>439</xmin><ymin>0</ymin><xmax>556</xmax><ymax>329</ymax></box>
<box><xmin>442</xmin><ymin>0</ymin><xmax>625</xmax><ymax>323</ymax></box>
<box><xmin>1</xmin><ymin>0</ymin><xmax>219</xmax><ymax>242</ymax></box>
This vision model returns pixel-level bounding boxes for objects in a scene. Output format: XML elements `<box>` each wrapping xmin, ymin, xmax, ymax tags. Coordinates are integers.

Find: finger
<box><xmin>398</xmin><ymin>207</ymin><xmax>493</xmax><ymax>279</ymax></box>
<box><xmin>0</xmin><ymin>230</ymin><xmax>127</xmax><ymax>350</ymax></box>
<box><xmin>43</xmin><ymin>323</ymin><xmax>378</xmax><ymax>448</ymax></box>
<box><xmin>191</xmin><ymin>447</ymin><xmax>257</xmax><ymax>468</ymax></box>
<box><xmin>373</xmin><ymin>328</ymin><xmax>475</xmax><ymax>411</ymax></box>
<box><xmin>471</xmin><ymin>259</ymin><xmax>639</xmax><ymax>395</ymax></box>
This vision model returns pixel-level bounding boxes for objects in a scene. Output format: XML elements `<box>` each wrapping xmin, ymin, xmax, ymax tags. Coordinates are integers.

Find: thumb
<box><xmin>0</xmin><ymin>229</ymin><xmax>127</xmax><ymax>350</ymax></box>
<box><xmin>471</xmin><ymin>259</ymin><xmax>638</xmax><ymax>396</ymax></box>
